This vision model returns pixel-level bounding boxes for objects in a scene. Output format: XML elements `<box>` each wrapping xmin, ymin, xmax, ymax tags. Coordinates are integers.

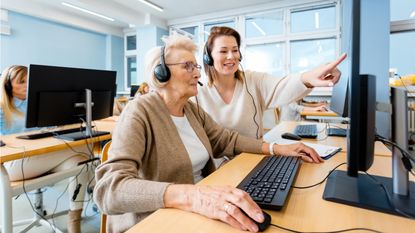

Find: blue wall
<box><xmin>0</xmin><ymin>11</ymin><xmax>124</xmax><ymax>90</ymax></box>
<box><xmin>136</xmin><ymin>26</ymin><xmax>168</xmax><ymax>84</ymax></box>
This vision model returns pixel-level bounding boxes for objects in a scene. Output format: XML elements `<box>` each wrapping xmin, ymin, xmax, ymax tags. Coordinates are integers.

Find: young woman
<box><xmin>94</xmin><ymin>33</ymin><xmax>323</xmax><ymax>233</ymax></box>
<box><xmin>197</xmin><ymin>26</ymin><xmax>346</xmax><ymax>139</ymax></box>
<box><xmin>0</xmin><ymin>65</ymin><xmax>89</xmax><ymax>233</ymax></box>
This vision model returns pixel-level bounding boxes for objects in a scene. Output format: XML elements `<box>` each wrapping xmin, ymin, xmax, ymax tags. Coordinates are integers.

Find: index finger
<box><xmin>229</xmin><ymin>189</ymin><xmax>263</xmax><ymax>221</ymax></box>
<box><xmin>326</xmin><ymin>53</ymin><xmax>347</xmax><ymax>70</ymax></box>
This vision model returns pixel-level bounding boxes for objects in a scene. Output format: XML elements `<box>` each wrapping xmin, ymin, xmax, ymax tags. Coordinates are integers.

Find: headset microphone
<box><xmin>198</xmin><ymin>81</ymin><xmax>203</xmax><ymax>86</ymax></box>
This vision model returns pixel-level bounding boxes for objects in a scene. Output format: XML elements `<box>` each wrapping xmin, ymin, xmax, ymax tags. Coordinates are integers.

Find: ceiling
<box><xmin>1</xmin><ymin>0</ymin><xmax>282</xmax><ymax>35</ymax></box>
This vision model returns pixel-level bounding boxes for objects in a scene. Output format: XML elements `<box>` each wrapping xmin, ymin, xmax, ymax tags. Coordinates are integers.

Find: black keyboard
<box><xmin>237</xmin><ymin>156</ymin><xmax>301</xmax><ymax>210</ymax></box>
<box><xmin>293</xmin><ymin>124</ymin><xmax>318</xmax><ymax>138</ymax></box>
<box><xmin>328</xmin><ymin>128</ymin><xmax>347</xmax><ymax>137</ymax></box>
<box><xmin>16</xmin><ymin>126</ymin><xmax>92</xmax><ymax>139</ymax></box>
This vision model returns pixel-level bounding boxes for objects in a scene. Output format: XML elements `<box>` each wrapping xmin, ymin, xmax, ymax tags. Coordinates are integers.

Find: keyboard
<box><xmin>16</xmin><ymin>126</ymin><xmax>92</xmax><ymax>139</ymax></box>
<box><xmin>328</xmin><ymin>128</ymin><xmax>347</xmax><ymax>137</ymax></box>
<box><xmin>293</xmin><ymin>124</ymin><xmax>318</xmax><ymax>138</ymax></box>
<box><xmin>237</xmin><ymin>156</ymin><xmax>301</xmax><ymax>210</ymax></box>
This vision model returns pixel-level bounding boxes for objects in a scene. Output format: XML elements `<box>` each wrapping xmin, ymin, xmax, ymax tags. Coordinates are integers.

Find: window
<box><xmin>290</xmin><ymin>5</ymin><xmax>336</xmax><ymax>33</ymax></box>
<box><xmin>126</xmin><ymin>35</ymin><xmax>136</xmax><ymax>50</ymax></box>
<box><xmin>245</xmin><ymin>43</ymin><xmax>285</xmax><ymax>76</ymax></box>
<box><xmin>171</xmin><ymin>26</ymin><xmax>199</xmax><ymax>42</ymax></box>
<box><xmin>390</xmin><ymin>0</ymin><xmax>415</xmax><ymax>21</ymax></box>
<box><xmin>290</xmin><ymin>38</ymin><xmax>336</xmax><ymax>73</ymax></box>
<box><xmin>390</xmin><ymin>31</ymin><xmax>415</xmax><ymax>76</ymax></box>
<box><xmin>170</xmin><ymin>0</ymin><xmax>340</xmax><ymax>95</ymax></box>
<box><xmin>126</xmin><ymin>56</ymin><xmax>137</xmax><ymax>87</ymax></box>
<box><xmin>204</xmin><ymin>20</ymin><xmax>235</xmax><ymax>40</ymax></box>
<box><xmin>390</xmin><ymin>0</ymin><xmax>415</xmax><ymax>76</ymax></box>
<box><xmin>245</xmin><ymin>11</ymin><xmax>283</xmax><ymax>38</ymax></box>
<box><xmin>124</xmin><ymin>32</ymin><xmax>138</xmax><ymax>90</ymax></box>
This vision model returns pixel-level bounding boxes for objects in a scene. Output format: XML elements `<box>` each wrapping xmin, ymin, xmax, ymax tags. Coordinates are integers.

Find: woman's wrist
<box><xmin>164</xmin><ymin>184</ymin><xmax>194</xmax><ymax>211</ymax></box>
<box><xmin>300</xmin><ymin>73</ymin><xmax>314</xmax><ymax>88</ymax></box>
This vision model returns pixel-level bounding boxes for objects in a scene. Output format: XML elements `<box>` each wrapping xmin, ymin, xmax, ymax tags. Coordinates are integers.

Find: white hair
<box><xmin>145</xmin><ymin>33</ymin><xmax>198</xmax><ymax>89</ymax></box>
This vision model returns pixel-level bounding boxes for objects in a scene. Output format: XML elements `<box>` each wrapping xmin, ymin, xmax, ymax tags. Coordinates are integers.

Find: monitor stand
<box><xmin>55</xmin><ymin>89</ymin><xmax>109</xmax><ymax>141</ymax></box>
<box><xmin>323</xmin><ymin>170</ymin><xmax>415</xmax><ymax>217</ymax></box>
<box><xmin>324</xmin><ymin>87</ymin><xmax>415</xmax><ymax>218</ymax></box>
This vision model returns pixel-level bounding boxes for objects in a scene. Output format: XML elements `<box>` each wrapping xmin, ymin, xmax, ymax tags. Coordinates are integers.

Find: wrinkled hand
<box><xmin>274</xmin><ymin>143</ymin><xmax>324</xmax><ymax>163</ymax></box>
<box><xmin>192</xmin><ymin>186</ymin><xmax>265</xmax><ymax>232</ymax></box>
<box><xmin>301</xmin><ymin>53</ymin><xmax>347</xmax><ymax>88</ymax></box>
<box><xmin>165</xmin><ymin>185</ymin><xmax>264</xmax><ymax>232</ymax></box>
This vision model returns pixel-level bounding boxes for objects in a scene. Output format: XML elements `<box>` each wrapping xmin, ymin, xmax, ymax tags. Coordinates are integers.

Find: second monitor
<box><xmin>26</xmin><ymin>64</ymin><xmax>117</xmax><ymax>140</ymax></box>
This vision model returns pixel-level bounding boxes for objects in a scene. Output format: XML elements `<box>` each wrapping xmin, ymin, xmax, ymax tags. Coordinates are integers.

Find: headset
<box><xmin>154</xmin><ymin>46</ymin><xmax>171</xmax><ymax>83</ymax></box>
<box><xmin>203</xmin><ymin>43</ymin><xmax>243</xmax><ymax>66</ymax></box>
<box><xmin>4</xmin><ymin>65</ymin><xmax>17</xmax><ymax>97</ymax></box>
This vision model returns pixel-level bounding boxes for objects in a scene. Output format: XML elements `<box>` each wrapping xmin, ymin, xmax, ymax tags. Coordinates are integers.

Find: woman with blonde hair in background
<box><xmin>0</xmin><ymin>65</ymin><xmax>90</xmax><ymax>233</ymax></box>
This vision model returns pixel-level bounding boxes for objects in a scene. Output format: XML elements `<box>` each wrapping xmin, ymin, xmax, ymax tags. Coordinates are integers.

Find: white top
<box><xmin>171</xmin><ymin>114</ymin><xmax>210</xmax><ymax>183</ymax></box>
<box><xmin>280</xmin><ymin>102</ymin><xmax>305</xmax><ymax>121</ymax></box>
<box><xmin>195</xmin><ymin>70</ymin><xmax>311</xmax><ymax>139</ymax></box>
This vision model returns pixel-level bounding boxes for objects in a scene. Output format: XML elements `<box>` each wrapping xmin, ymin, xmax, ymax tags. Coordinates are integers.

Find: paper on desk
<box><xmin>272</xmin><ymin>138</ymin><xmax>342</xmax><ymax>160</ymax></box>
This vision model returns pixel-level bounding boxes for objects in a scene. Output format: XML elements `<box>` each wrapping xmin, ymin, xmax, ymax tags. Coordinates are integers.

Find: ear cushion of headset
<box><xmin>154</xmin><ymin>64</ymin><xmax>170</xmax><ymax>82</ymax></box>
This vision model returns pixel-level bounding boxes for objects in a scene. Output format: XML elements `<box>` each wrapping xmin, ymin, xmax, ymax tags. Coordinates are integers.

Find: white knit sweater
<box><xmin>196</xmin><ymin>70</ymin><xmax>312</xmax><ymax>138</ymax></box>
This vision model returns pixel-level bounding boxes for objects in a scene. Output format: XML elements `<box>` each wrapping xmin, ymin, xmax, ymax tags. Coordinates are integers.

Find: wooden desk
<box><xmin>127</xmin><ymin>152</ymin><xmax>414</xmax><ymax>233</ymax></box>
<box><xmin>0</xmin><ymin>120</ymin><xmax>115</xmax><ymax>163</ymax></box>
<box><xmin>0</xmin><ymin>119</ymin><xmax>116</xmax><ymax>232</ymax></box>
<box><xmin>300</xmin><ymin>110</ymin><xmax>337</xmax><ymax>117</ymax></box>
<box><xmin>264</xmin><ymin>121</ymin><xmax>391</xmax><ymax>156</ymax></box>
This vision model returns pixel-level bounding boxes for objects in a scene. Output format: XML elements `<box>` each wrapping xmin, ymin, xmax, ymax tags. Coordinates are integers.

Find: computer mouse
<box><xmin>281</xmin><ymin>132</ymin><xmax>302</xmax><ymax>141</ymax></box>
<box><xmin>243</xmin><ymin>210</ymin><xmax>272</xmax><ymax>232</ymax></box>
<box><xmin>255</xmin><ymin>211</ymin><xmax>272</xmax><ymax>232</ymax></box>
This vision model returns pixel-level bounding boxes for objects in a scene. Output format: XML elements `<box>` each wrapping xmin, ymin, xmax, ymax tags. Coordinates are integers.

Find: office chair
<box><xmin>99</xmin><ymin>140</ymin><xmax>111</xmax><ymax>233</ymax></box>
<box><xmin>0</xmin><ymin>164</ymin><xmax>84</xmax><ymax>232</ymax></box>
<box><xmin>274</xmin><ymin>107</ymin><xmax>281</xmax><ymax>125</ymax></box>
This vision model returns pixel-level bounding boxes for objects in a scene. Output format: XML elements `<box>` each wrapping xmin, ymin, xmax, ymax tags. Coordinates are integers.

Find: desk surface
<box><xmin>0</xmin><ymin>119</ymin><xmax>116</xmax><ymax>163</ymax></box>
<box><xmin>264</xmin><ymin>121</ymin><xmax>391</xmax><ymax>157</ymax></box>
<box><xmin>300</xmin><ymin>110</ymin><xmax>337</xmax><ymax>117</ymax></box>
<box><xmin>127</xmin><ymin>152</ymin><xmax>414</xmax><ymax>233</ymax></box>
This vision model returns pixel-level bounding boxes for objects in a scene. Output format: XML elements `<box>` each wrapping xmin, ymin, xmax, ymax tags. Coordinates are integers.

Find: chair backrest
<box><xmin>100</xmin><ymin>140</ymin><xmax>111</xmax><ymax>233</ymax></box>
<box><xmin>274</xmin><ymin>107</ymin><xmax>281</xmax><ymax>124</ymax></box>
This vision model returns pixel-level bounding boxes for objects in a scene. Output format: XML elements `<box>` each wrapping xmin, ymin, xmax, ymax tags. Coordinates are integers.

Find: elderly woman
<box><xmin>93</xmin><ymin>34</ymin><xmax>323</xmax><ymax>233</ymax></box>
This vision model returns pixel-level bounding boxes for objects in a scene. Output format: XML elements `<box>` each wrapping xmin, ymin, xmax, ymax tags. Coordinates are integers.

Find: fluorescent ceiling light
<box><xmin>251</xmin><ymin>21</ymin><xmax>266</xmax><ymax>36</ymax></box>
<box><xmin>137</xmin><ymin>0</ymin><xmax>164</xmax><ymax>12</ymax></box>
<box><xmin>62</xmin><ymin>2</ymin><xmax>115</xmax><ymax>21</ymax></box>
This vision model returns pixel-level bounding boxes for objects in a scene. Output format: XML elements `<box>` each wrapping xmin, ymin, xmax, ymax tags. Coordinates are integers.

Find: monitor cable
<box><xmin>291</xmin><ymin>162</ymin><xmax>346</xmax><ymax>189</ymax></box>
<box><xmin>375</xmin><ymin>134</ymin><xmax>415</xmax><ymax>176</ymax></box>
<box><xmin>269</xmin><ymin>223</ymin><xmax>382</xmax><ymax>233</ymax></box>
<box><xmin>13</xmin><ymin>144</ymin><xmax>57</xmax><ymax>232</ymax></box>
<box><xmin>362</xmin><ymin>171</ymin><xmax>415</xmax><ymax>219</ymax></box>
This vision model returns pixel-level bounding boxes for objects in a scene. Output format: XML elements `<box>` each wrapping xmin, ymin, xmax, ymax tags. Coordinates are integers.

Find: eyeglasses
<box><xmin>166</xmin><ymin>61</ymin><xmax>201</xmax><ymax>73</ymax></box>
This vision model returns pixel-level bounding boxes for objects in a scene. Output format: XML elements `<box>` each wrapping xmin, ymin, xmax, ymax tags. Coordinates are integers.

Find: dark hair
<box><xmin>203</xmin><ymin>26</ymin><xmax>243</xmax><ymax>86</ymax></box>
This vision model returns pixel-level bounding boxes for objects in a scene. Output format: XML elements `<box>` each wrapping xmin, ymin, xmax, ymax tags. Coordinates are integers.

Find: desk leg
<box><xmin>0</xmin><ymin>163</ymin><xmax>12</xmax><ymax>232</ymax></box>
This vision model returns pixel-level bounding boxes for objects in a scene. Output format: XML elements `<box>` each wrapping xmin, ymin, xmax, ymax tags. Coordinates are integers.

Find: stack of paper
<box><xmin>271</xmin><ymin>138</ymin><xmax>342</xmax><ymax>160</ymax></box>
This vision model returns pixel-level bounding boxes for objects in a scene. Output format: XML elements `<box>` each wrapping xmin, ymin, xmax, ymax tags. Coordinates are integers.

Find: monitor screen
<box><xmin>330</xmin><ymin>65</ymin><xmax>349</xmax><ymax>118</ymax></box>
<box><xmin>26</xmin><ymin>64</ymin><xmax>116</xmax><ymax>128</ymax></box>
<box><xmin>130</xmin><ymin>85</ymin><xmax>140</xmax><ymax>97</ymax></box>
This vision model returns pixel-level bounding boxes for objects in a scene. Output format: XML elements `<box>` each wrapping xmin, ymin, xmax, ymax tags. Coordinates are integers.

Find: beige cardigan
<box><xmin>94</xmin><ymin>92</ymin><xmax>263</xmax><ymax>233</ymax></box>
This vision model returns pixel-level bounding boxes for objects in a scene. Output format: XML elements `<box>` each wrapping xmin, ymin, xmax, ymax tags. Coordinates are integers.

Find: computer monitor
<box><xmin>26</xmin><ymin>64</ymin><xmax>116</xmax><ymax>140</ymax></box>
<box><xmin>329</xmin><ymin>68</ymin><xmax>349</xmax><ymax>118</ymax></box>
<box><xmin>323</xmin><ymin>0</ymin><xmax>415</xmax><ymax>217</ymax></box>
<box><xmin>130</xmin><ymin>84</ymin><xmax>140</xmax><ymax>97</ymax></box>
